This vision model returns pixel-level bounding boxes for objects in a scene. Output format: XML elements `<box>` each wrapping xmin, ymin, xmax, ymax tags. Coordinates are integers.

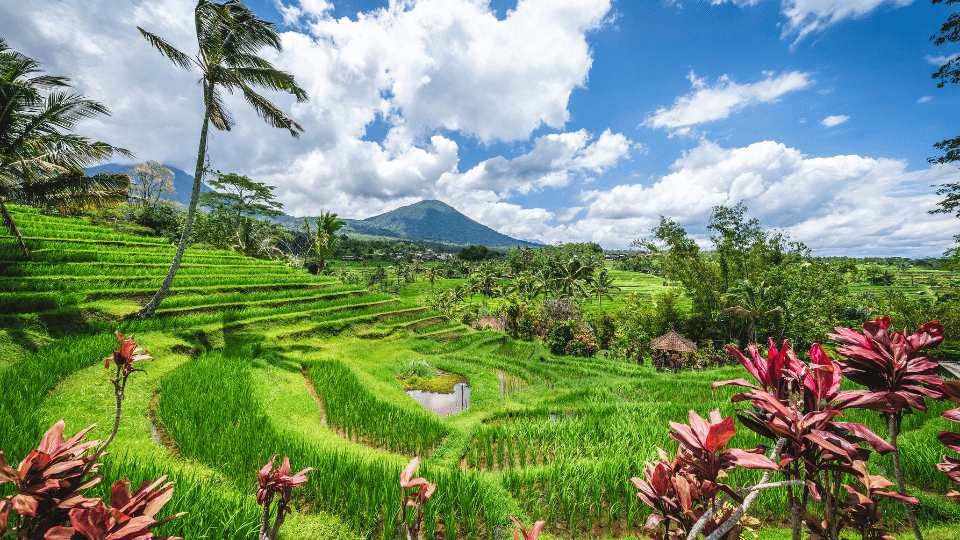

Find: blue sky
<box><xmin>3</xmin><ymin>0</ymin><xmax>959</xmax><ymax>255</ymax></box>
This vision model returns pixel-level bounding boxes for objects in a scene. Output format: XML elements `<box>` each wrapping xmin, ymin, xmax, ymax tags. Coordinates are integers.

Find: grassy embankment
<box><xmin>1</xmin><ymin>206</ymin><xmax>958</xmax><ymax>539</ymax></box>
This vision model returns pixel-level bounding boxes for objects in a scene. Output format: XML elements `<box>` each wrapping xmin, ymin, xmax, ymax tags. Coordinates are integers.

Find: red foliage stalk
<box><xmin>829</xmin><ymin>317</ymin><xmax>945</xmax><ymax>540</ymax></box>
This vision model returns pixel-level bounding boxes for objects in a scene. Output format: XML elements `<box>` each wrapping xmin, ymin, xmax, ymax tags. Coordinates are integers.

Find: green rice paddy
<box><xmin>0</xmin><ymin>205</ymin><xmax>957</xmax><ymax>540</ymax></box>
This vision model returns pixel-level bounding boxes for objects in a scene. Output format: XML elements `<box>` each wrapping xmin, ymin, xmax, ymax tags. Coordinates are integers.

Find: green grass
<box><xmin>2</xmin><ymin>206</ymin><xmax>958</xmax><ymax>540</ymax></box>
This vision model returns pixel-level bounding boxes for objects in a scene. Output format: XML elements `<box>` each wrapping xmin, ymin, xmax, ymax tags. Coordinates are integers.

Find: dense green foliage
<box><xmin>2</xmin><ymin>206</ymin><xmax>959</xmax><ymax>540</ymax></box>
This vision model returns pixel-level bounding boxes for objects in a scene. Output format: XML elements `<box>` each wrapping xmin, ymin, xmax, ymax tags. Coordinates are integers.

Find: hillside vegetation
<box><xmin>1</xmin><ymin>207</ymin><xmax>958</xmax><ymax>540</ymax></box>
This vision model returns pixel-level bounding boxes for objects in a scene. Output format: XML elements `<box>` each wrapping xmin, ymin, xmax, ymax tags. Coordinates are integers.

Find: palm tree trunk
<box><xmin>138</xmin><ymin>82</ymin><xmax>214</xmax><ymax>318</ymax></box>
<box><xmin>889</xmin><ymin>413</ymin><xmax>923</xmax><ymax>540</ymax></box>
<box><xmin>0</xmin><ymin>197</ymin><xmax>28</xmax><ymax>258</ymax></box>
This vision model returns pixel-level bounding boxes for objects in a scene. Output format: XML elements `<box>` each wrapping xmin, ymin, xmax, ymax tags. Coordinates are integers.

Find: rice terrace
<box><xmin>4</xmin><ymin>1</ymin><xmax>960</xmax><ymax>540</ymax></box>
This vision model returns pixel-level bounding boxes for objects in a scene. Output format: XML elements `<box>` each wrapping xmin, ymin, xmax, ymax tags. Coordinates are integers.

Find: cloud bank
<box><xmin>643</xmin><ymin>70</ymin><xmax>814</xmax><ymax>136</ymax></box>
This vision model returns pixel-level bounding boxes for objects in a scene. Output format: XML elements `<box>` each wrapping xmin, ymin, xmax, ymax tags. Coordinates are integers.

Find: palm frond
<box><xmin>238</xmin><ymin>83</ymin><xmax>303</xmax><ymax>138</ymax></box>
<box><xmin>137</xmin><ymin>27</ymin><xmax>192</xmax><ymax>70</ymax></box>
<box><xmin>221</xmin><ymin>1</ymin><xmax>282</xmax><ymax>55</ymax></box>
<box><xmin>14</xmin><ymin>170</ymin><xmax>130</xmax><ymax>213</ymax></box>
<box><xmin>225</xmin><ymin>52</ymin><xmax>274</xmax><ymax>69</ymax></box>
<box><xmin>235</xmin><ymin>67</ymin><xmax>308</xmax><ymax>102</ymax></box>
<box><xmin>204</xmin><ymin>87</ymin><xmax>233</xmax><ymax>132</ymax></box>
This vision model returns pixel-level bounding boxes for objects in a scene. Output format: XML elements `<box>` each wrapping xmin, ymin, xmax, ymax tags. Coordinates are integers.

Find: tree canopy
<box><xmin>0</xmin><ymin>38</ymin><xmax>131</xmax><ymax>257</ymax></box>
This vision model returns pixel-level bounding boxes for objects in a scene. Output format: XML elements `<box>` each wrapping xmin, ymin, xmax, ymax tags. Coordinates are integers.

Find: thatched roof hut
<box><xmin>649</xmin><ymin>329</ymin><xmax>697</xmax><ymax>353</ymax></box>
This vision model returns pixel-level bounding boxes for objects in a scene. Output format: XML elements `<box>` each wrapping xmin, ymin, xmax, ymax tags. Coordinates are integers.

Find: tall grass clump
<box><xmin>306</xmin><ymin>360</ymin><xmax>447</xmax><ymax>455</ymax></box>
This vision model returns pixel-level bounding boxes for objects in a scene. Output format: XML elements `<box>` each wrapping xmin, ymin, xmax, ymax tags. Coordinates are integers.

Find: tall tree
<box><xmin>590</xmin><ymin>267</ymin><xmax>620</xmax><ymax>311</ymax></box>
<box><xmin>129</xmin><ymin>161</ymin><xmax>175</xmax><ymax>206</ymax></box>
<box><xmin>707</xmin><ymin>202</ymin><xmax>765</xmax><ymax>289</ymax></box>
<box><xmin>0</xmin><ymin>38</ymin><xmax>131</xmax><ymax>257</ymax></box>
<box><xmin>136</xmin><ymin>0</ymin><xmax>308</xmax><ymax>318</ymax></box>
<box><xmin>929</xmin><ymin>0</ymin><xmax>960</xmax><ymax>262</ymax></box>
<box><xmin>303</xmin><ymin>210</ymin><xmax>345</xmax><ymax>274</ymax></box>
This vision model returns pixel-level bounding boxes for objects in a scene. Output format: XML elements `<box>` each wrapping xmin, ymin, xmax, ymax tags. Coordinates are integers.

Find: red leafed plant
<box><xmin>0</xmin><ymin>421</ymin><xmax>183</xmax><ymax>540</ymax></box>
<box><xmin>631</xmin><ymin>410</ymin><xmax>780</xmax><ymax>540</ymax></box>
<box><xmin>828</xmin><ymin>317</ymin><xmax>945</xmax><ymax>540</ymax></box>
<box><xmin>937</xmin><ymin>380</ymin><xmax>960</xmax><ymax>503</ymax></box>
<box><xmin>508</xmin><ymin>515</ymin><xmax>545</xmax><ymax>540</ymax></box>
<box><xmin>1</xmin><ymin>332</ymin><xmax>184</xmax><ymax>540</ymax></box>
<box><xmin>716</xmin><ymin>340</ymin><xmax>897</xmax><ymax>540</ymax></box>
<box><xmin>837</xmin><ymin>460</ymin><xmax>919</xmax><ymax>540</ymax></box>
<box><xmin>0</xmin><ymin>421</ymin><xmax>103</xmax><ymax>537</ymax></box>
<box><xmin>399</xmin><ymin>457</ymin><xmax>436</xmax><ymax>540</ymax></box>
<box><xmin>44</xmin><ymin>476</ymin><xmax>185</xmax><ymax>540</ymax></box>
<box><xmin>255</xmin><ymin>454</ymin><xmax>312</xmax><ymax>540</ymax></box>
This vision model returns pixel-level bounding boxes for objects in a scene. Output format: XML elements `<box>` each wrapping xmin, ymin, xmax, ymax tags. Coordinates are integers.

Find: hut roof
<box><xmin>649</xmin><ymin>329</ymin><xmax>698</xmax><ymax>352</ymax></box>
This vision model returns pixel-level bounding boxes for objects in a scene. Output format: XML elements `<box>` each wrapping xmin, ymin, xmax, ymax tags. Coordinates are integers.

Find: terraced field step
<box><xmin>20</xmin><ymin>249</ymin><xmax>280</xmax><ymax>266</ymax></box>
<box><xmin>0</xmin><ymin>274</ymin><xmax>335</xmax><ymax>294</ymax></box>
<box><xmin>416</xmin><ymin>326</ymin><xmax>469</xmax><ymax>342</ymax></box>
<box><xmin>15</xmin><ymin>239</ymin><xmax>252</xmax><ymax>259</ymax></box>
<box><xmin>154</xmin><ymin>288</ymin><xmax>370</xmax><ymax>317</ymax></box>
<box><xmin>356</xmin><ymin>313</ymin><xmax>447</xmax><ymax>339</ymax></box>
<box><xmin>0</xmin><ymin>263</ymin><xmax>301</xmax><ymax>279</ymax></box>
<box><xmin>267</xmin><ymin>304</ymin><xmax>426</xmax><ymax>340</ymax></box>
<box><xmin>1</xmin><ymin>235</ymin><xmax>172</xmax><ymax>248</ymax></box>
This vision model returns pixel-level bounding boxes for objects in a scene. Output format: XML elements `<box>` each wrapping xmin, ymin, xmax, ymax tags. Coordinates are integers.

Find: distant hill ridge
<box><xmin>88</xmin><ymin>164</ymin><xmax>541</xmax><ymax>248</ymax></box>
<box><xmin>344</xmin><ymin>200</ymin><xmax>543</xmax><ymax>248</ymax></box>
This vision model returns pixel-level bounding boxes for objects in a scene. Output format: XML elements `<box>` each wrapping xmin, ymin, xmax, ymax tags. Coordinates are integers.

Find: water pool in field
<box><xmin>406</xmin><ymin>382</ymin><xmax>471</xmax><ymax>417</ymax></box>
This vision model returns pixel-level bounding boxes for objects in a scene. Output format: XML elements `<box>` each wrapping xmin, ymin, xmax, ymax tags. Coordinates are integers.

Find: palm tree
<box><xmin>304</xmin><ymin>210</ymin><xmax>345</xmax><ymax>274</ymax></box>
<box><xmin>551</xmin><ymin>257</ymin><xmax>595</xmax><ymax>301</ymax></box>
<box><xmin>136</xmin><ymin>0</ymin><xmax>308</xmax><ymax>317</ymax></box>
<box><xmin>0</xmin><ymin>39</ymin><xmax>132</xmax><ymax>258</ymax></box>
<box><xmin>476</xmin><ymin>264</ymin><xmax>500</xmax><ymax>306</ymax></box>
<box><xmin>423</xmin><ymin>266</ymin><xmax>442</xmax><ymax>296</ymax></box>
<box><xmin>591</xmin><ymin>267</ymin><xmax>621</xmax><ymax>311</ymax></box>
<box><xmin>719</xmin><ymin>280</ymin><xmax>784</xmax><ymax>345</ymax></box>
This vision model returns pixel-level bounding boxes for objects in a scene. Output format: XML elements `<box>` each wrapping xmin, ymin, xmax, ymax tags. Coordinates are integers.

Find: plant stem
<box><xmin>686</xmin><ymin>438</ymin><xmax>786</xmax><ymax>540</ymax></box>
<box><xmin>888</xmin><ymin>413</ymin><xmax>923</xmax><ymax>540</ymax></box>
<box><xmin>259</xmin><ymin>492</ymin><xmax>274</xmax><ymax>540</ymax></box>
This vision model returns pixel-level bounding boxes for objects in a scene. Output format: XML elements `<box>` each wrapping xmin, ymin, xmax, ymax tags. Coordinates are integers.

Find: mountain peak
<box><xmin>356</xmin><ymin>199</ymin><xmax>540</xmax><ymax>248</ymax></box>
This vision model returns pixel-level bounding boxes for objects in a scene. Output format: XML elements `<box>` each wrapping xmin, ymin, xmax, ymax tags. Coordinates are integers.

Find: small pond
<box><xmin>406</xmin><ymin>382</ymin><xmax>471</xmax><ymax>417</ymax></box>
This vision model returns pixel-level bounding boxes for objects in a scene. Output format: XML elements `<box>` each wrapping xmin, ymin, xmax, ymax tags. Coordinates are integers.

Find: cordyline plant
<box><xmin>255</xmin><ymin>454</ymin><xmax>312</xmax><ymax>540</ymax></box>
<box><xmin>0</xmin><ymin>331</ymin><xmax>183</xmax><ymax>540</ymax></box>
<box><xmin>508</xmin><ymin>515</ymin><xmax>545</xmax><ymax>540</ymax></box>
<box><xmin>804</xmin><ymin>460</ymin><xmax>919</xmax><ymax>540</ymax></box>
<box><xmin>45</xmin><ymin>476</ymin><xmax>186</xmax><ymax>540</ymax></box>
<box><xmin>0</xmin><ymin>422</ymin><xmax>183</xmax><ymax>540</ymax></box>
<box><xmin>399</xmin><ymin>457</ymin><xmax>436</xmax><ymax>540</ymax></box>
<box><xmin>95</xmin><ymin>331</ymin><xmax>153</xmax><ymax>465</ymax></box>
<box><xmin>716</xmin><ymin>339</ymin><xmax>899</xmax><ymax>540</ymax></box>
<box><xmin>828</xmin><ymin>317</ymin><xmax>945</xmax><ymax>540</ymax></box>
<box><xmin>937</xmin><ymin>380</ymin><xmax>960</xmax><ymax>503</ymax></box>
<box><xmin>630</xmin><ymin>410</ymin><xmax>787</xmax><ymax>540</ymax></box>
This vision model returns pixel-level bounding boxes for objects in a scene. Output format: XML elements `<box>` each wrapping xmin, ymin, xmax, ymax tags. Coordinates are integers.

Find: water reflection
<box><xmin>497</xmin><ymin>370</ymin><xmax>526</xmax><ymax>397</ymax></box>
<box><xmin>406</xmin><ymin>383</ymin><xmax>471</xmax><ymax>417</ymax></box>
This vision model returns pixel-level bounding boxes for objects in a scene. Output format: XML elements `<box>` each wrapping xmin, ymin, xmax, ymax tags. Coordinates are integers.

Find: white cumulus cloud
<box><xmin>681</xmin><ymin>0</ymin><xmax>915</xmax><ymax>46</ymax></box>
<box><xmin>925</xmin><ymin>52</ymin><xmax>960</xmax><ymax>66</ymax></box>
<box><xmin>917</xmin><ymin>95</ymin><xmax>932</xmax><ymax>104</ymax></box>
<box><xmin>643</xmin><ymin>70</ymin><xmax>814</xmax><ymax>136</ymax></box>
<box><xmin>559</xmin><ymin>139</ymin><xmax>958</xmax><ymax>256</ymax></box>
<box><xmin>0</xmin><ymin>0</ymin><xmax>618</xmax><ymax>222</ymax></box>
<box><xmin>821</xmin><ymin>114</ymin><xmax>850</xmax><ymax>127</ymax></box>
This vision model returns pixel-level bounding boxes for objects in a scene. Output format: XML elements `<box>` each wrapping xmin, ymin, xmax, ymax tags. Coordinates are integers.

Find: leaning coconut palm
<box><xmin>0</xmin><ymin>38</ymin><xmax>132</xmax><ymax>258</ymax></box>
<box><xmin>136</xmin><ymin>0</ymin><xmax>308</xmax><ymax>318</ymax></box>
